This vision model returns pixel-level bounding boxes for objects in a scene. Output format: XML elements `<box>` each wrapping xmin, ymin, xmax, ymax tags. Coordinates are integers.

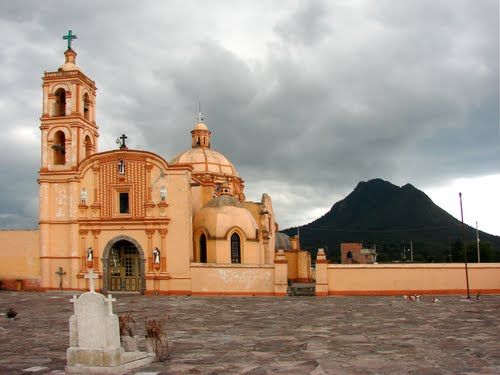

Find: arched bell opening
<box><xmin>84</xmin><ymin>135</ymin><xmax>93</xmax><ymax>158</ymax></box>
<box><xmin>54</xmin><ymin>88</ymin><xmax>66</xmax><ymax>117</ymax></box>
<box><xmin>83</xmin><ymin>93</ymin><xmax>90</xmax><ymax>120</ymax></box>
<box><xmin>52</xmin><ymin>130</ymin><xmax>66</xmax><ymax>165</ymax></box>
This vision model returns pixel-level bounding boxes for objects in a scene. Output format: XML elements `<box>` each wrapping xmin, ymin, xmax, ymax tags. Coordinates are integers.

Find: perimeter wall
<box><xmin>318</xmin><ymin>263</ymin><xmax>500</xmax><ymax>296</ymax></box>
<box><xmin>0</xmin><ymin>230</ymin><xmax>41</xmax><ymax>290</ymax></box>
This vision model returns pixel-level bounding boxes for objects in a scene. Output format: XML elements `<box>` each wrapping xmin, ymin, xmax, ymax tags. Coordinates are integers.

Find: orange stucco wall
<box><xmin>284</xmin><ymin>252</ymin><xmax>298</xmax><ymax>280</ymax></box>
<box><xmin>0</xmin><ymin>230</ymin><xmax>41</xmax><ymax>290</ymax></box>
<box><xmin>325</xmin><ymin>263</ymin><xmax>500</xmax><ymax>295</ymax></box>
<box><xmin>190</xmin><ymin>263</ymin><xmax>275</xmax><ymax>295</ymax></box>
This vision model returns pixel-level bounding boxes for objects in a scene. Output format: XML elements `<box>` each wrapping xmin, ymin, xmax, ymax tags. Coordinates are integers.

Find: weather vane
<box><xmin>63</xmin><ymin>30</ymin><xmax>77</xmax><ymax>50</ymax></box>
<box><xmin>197</xmin><ymin>102</ymin><xmax>205</xmax><ymax>123</ymax></box>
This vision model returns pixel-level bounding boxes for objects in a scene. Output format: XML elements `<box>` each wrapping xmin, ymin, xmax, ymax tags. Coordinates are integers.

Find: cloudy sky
<box><xmin>0</xmin><ymin>0</ymin><xmax>498</xmax><ymax>235</ymax></box>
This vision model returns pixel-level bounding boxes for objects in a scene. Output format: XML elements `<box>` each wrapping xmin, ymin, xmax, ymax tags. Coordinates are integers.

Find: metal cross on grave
<box><xmin>55</xmin><ymin>266</ymin><xmax>66</xmax><ymax>290</ymax></box>
<box><xmin>63</xmin><ymin>30</ymin><xmax>77</xmax><ymax>50</ymax></box>
<box><xmin>104</xmin><ymin>294</ymin><xmax>116</xmax><ymax>315</ymax></box>
<box><xmin>84</xmin><ymin>269</ymin><xmax>98</xmax><ymax>292</ymax></box>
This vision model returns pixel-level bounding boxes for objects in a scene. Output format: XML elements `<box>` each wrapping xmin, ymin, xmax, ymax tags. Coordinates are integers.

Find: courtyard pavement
<box><xmin>0</xmin><ymin>292</ymin><xmax>499</xmax><ymax>374</ymax></box>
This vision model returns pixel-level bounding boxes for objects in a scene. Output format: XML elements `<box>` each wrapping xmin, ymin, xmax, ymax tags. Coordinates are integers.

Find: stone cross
<box><xmin>84</xmin><ymin>269</ymin><xmax>98</xmax><ymax>292</ymax></box>
<box><xmin>63</xmin><ymin>30</ymin><xmax>77</xmax><ymax>50</ymax></box>
<box><xmin>69</xmin><ymin>295</ymin><xmax>78</xmax><ymax>314</ymax></box>
<box><xmin>55</xmin><ymin>266</ymin><xmax>66</xmax><ymax>290</ymax></box>
<box><xmin>104</xmin><ymin>294</ymin><xmax>116</xmax><ymax>315</ymax></box>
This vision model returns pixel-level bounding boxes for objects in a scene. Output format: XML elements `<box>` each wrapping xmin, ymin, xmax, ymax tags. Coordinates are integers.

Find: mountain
<box><xmin>284</xmin><ymin>178</ymin><xmax>500</xmax><ymax>262</ymax></box>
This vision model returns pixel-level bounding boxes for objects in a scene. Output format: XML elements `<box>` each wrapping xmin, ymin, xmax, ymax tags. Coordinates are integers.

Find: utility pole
<box><xmin>410</xmin><ymin>240</ymin><xmax>414</xmax><ymax>262</ymax></box>
<box><xmin>459</xmin><ymin>192</ymin><xmax>470</xmax><ymax>299</ymax></box>
<box><xmin>476</xmin><ymin>221</ymin><xmax>480</xmax><ymax>263</ymax></box>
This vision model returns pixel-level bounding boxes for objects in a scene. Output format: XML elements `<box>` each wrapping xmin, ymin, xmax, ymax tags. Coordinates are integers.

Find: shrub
<box><xmin>145</xmin><ymin>315</ymin><xmax>168</xmax><ymax>361</ymax></box>
<box><xmin>6</xmin><ymin>307</ymin><xmax>17</xmax><ymax>319</ymax></box>
<box><xmin>119</xmin><ymin>312</ymin><xmax>135</xmax><ymax>337</ymax></box>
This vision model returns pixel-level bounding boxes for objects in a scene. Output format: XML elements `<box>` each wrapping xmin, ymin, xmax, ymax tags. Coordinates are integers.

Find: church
<box><xmin>19</xmin><ymin>33</ymin><xmax>311</xmax><ymax>295</ymax></box>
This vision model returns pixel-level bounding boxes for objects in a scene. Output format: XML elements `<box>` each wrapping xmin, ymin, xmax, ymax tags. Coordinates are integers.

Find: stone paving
<box><xmin>0</xmin><ymin>292</ymin><xmax>499</xmax><ymax>374</ymax></box>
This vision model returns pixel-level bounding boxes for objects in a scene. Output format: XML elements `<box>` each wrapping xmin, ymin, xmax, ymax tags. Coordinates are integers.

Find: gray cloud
<box><xmin>0</xmin><ymin>0</ymin><xmax>498</xmax><ymax>231</ymax></box>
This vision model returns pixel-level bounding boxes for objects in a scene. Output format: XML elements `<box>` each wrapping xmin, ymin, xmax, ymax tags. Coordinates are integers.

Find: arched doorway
<box><xmin>102</xmin><ymin>236</ymin><xmax>145</xmax><ymax>294</ymax></box>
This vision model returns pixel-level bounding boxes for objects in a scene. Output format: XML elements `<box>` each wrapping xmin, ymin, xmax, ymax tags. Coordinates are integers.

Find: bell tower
<box><xmin>39</xmin><ymin>30</ymin><xmax>99</xmax><ymax>172</ymax></box>
<box><xmin>38</xmin><ymin>31</ymin><xmax>100</xmax><ymax>290</ymax></box>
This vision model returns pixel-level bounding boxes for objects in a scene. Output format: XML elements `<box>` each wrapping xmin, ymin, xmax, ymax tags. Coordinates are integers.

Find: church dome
<box><xmin>170</xmin><ymin>148</ymin><xmax>238</xmax><ymax>176</ymax></box>
<box><xmin>275</xmin><ymin>232</ymin><xmax>292</xmax><ymax>251</ymax></box>
<box><xmin>193</xmin><ymin>195</ymin><xmax>258</xmax><ymax>239</ymax></box>
<box><xmin>194</xmin><ymin>122</ymin><xmax>208</xmax><ymax>131</ymax></box>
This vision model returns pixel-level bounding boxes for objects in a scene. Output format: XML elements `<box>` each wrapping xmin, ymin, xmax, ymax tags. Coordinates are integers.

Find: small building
<box><xmin>341</xmin><ymin>243</ymin><xmax>377</xmax><ymax>264</ymax></box>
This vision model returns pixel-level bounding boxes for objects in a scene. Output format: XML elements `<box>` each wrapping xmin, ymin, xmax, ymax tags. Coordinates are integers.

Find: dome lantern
<box><xmin>191</xmin><ymin>105</ymin><xmax>211</xmax><ymax>148</ymax></box>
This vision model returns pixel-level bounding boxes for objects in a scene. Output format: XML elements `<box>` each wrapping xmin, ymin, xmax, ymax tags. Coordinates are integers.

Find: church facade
<box><xmin>31</xmin><ymin>41</ymin><xmax>311</xmax><ymax>295</ymax></box>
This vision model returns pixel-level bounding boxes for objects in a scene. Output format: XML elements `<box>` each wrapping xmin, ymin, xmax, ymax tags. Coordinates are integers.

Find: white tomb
<box><xmin>66</xmin><ymin>270</ymin><xmax>155</xmax><ymax>374</ymax></box>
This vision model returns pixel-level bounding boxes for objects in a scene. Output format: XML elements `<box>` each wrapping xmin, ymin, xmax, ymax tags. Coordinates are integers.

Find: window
<box><xmin>200</xmin><ymin>234</ymin><xmax>207</xmax><ymax>263</ymax></box>
<box><xmin>230</xmin><ymin>233</ymin><xmax>241</xmax><ymax>264</ymax></box>
<box><xmin>119</xmin><ymin>192</ymin><xmax>129</xmax><ymax>214</ymax></box>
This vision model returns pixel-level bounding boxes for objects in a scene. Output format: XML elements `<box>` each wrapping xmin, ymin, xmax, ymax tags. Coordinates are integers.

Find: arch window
<box><xmin>230</xmin><ymin>233</ymin><xmax>241</xmax><ymax>264</ymax></box>
<box><xmin>54</xmin><ymin>88</ymin><xmax>66</xmax><ymax>117</ymax></box>
<box><xmin>52</xmin><ymin>130</ymin><xmax>66</xmax><ymax>165</ymax></box>
<box><xmin>199</xmin><ymin>234</ymin><xmax>207</xmax><ymax>263</ymax></box>
<box><xmin>83</xmin><ymin>93</ymin><xmax>90</xmax><ymax>120</ymax></box>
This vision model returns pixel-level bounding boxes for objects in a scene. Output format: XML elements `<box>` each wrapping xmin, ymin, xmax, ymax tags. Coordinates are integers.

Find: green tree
<box><xmin>466</xmin><ymin>241</ymin><xmax>496</xmax><ymax>262</ymax></box>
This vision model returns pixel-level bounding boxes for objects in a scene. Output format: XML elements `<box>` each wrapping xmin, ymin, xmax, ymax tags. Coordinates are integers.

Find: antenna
<box><xmin>476</xmin><ymin>221</ymin><xmax>480</xmax><ymax>263</ymax></box>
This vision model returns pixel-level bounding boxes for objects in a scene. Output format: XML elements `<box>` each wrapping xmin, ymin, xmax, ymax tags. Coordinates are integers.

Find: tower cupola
<box><xmin>59</xmin><ymin>48</ymin><xmax>81</xmax><ymax>72</ymax></box>
<box><xmin>191</xmin><ymin>107</ymin><xmax>211</xmax><ymax>148</ymax></box>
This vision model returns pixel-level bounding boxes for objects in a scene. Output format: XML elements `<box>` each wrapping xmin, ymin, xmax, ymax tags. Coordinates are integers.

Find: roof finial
<box><xmin>197</xmin><ymin>101</ymin><xmax>205</xmax><ymax>123</ymax></box>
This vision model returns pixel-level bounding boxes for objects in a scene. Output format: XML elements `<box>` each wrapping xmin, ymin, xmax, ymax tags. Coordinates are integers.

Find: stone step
<box><xmin>288</xmin><ymin>283</ymin><xmax>316</xmax><ymax>297</ymax></box>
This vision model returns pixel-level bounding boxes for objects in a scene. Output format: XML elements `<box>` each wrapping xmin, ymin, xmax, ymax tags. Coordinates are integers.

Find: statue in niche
<box><xmin>87</xmin><ymin>247</ymin><xmax>94</xmax><ymax>262</ymax></box>
<box><xmin>159</xmin><ymin>186</ymin><xmax>167</xmax><ymax>201</ymax></box>
<box><xmin>117</xmin><ymin>159</ymin><xmax>125</xmax><ymax>175</ymax></box>
<box><xmin>153</xmin><ymin>247</ymin><xmax>160</xmax><ymax>264</ymax></box>
<box><xmin>80</xmin><ymin>188</ymin><xmax>88</xmax><ymax>204</ymax></box>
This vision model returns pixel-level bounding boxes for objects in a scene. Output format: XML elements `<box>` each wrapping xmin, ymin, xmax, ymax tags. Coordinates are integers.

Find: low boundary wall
<box><xmin>322</xmin><ymin>263</ymin><xmax>500</xmax><ymax>296</ymax></box>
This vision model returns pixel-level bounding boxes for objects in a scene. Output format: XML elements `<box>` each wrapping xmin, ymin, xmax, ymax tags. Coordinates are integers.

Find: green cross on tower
<box><xmin>63</xmin><ymin>30</ymin><xmax>77</xmax><ymax>50</ymax></box>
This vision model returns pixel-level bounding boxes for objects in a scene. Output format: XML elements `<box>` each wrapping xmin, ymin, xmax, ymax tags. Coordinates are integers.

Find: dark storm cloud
<box><xmin>274</xmin><ymin>1</ymin><xmax>331</xmax><ymax>45</ymax></box>
<box><xmin>0</xmin><ymin>0</ymin><xmax>498</xmax><ymax>230</ymax></box>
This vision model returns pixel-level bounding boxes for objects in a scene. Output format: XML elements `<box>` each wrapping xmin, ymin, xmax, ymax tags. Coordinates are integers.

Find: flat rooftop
<box><xmin>0</xmin><ymin>292</ymin><xmax>499</xmax><ymax>374</ymax></box>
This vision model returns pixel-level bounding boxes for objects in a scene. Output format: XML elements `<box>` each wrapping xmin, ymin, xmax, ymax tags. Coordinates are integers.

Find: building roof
<box><xmin>170</xmin><ymin>146</ymin><xmax>238</xmax><ymax>176</ymax></box>
<box><xmin>193</xmin><ymin>195</ymin><xmax>258</xmax><ymax>239</ymax></box>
